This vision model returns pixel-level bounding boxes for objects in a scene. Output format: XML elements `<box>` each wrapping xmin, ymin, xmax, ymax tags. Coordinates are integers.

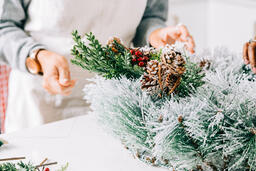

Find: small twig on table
<box><xmin>0</xmin><ymin>157</ymin><xmax>26</xmax><ymax>161</ymax></box>
<box><xmin>35</xmin><ymin>162</ymin><xmax>58</xmax><ymax>168</ymax></box>
<box><xmin>38</xmin><ymin>158</ymin><xmax>48</xmax><ymax>171</ymax></box>
<box><xmin>39</xmin><ymin>158</ymin><xmax>48</xmax><ymax>166</ymax></box>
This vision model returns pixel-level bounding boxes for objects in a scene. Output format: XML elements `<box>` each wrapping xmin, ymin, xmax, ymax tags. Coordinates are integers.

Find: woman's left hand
<box><xmin>149</xmin><ymin>24</ymin><xmax>195</xmax><ymax>54</ymax></box>
<box><xmin>243</xmin><ymin>38</ymin><xmax>256</xmax><ymax>73</ymax></box>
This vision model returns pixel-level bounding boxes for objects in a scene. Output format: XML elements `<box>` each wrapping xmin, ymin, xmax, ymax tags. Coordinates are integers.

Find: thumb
<box><xmin>58</xmin><ymin>66</ymin><xmax>71</xmax><ymax>86</ymax></box>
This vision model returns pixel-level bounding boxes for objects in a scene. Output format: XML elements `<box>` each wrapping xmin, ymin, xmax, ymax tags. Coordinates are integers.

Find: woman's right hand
<box><xmin>243</xmin><ymin>38</ymin><xmax>256</xmax><ymax>73</ymax></box>
<box><xmin>37</xmin><ymin>50</ymin><xmax>76</xmax><ymax>95</ymax></box>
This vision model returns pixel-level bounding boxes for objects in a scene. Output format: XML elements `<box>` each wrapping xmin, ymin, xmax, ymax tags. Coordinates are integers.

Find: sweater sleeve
<box><xmin>133</xmin><ymin>0</ymin><xmax>168</xmax><ymax>47</ymax></box>
<box><xmin>0</xmin><ymin>0</ymin><xmax>45</xmax><ymax>72</ymax></box>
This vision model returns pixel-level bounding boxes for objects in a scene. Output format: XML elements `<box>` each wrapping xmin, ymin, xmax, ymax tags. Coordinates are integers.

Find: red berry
<box><xmin>138</xmin><ymin>62</ymin><xmax>144</xmax><ymax>67</ymax></box>
<box><xmin>130</xmin><ymin>49</ymin><xmax>135</xmax><ymax>55</ymax></box>
<box><xmin>132</xmin><ymin>58</ymin><xmax>137</xmax><ymax>62</ymax></box>
<box><xmin>143</xmin><ymin>56</ymin><xmax>149</xmax><ymax>61</ymax></box>
<box><xmin>44</xmin><ymin>168</ymin><xmax>50</xmax><ymax>171</ymax></box>
<box><xmin>138</xmin><ymin>57</ymin><xmax>143</xmax><ymax>61</ymax></box>
<box><xmin>135</xmin><ymin>51</ymin><xmax>142</xmax><ymax>57</ymax></box>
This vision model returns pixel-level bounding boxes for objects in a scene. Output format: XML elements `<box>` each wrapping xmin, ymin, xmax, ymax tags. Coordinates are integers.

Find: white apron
<box><xmin>5</xmin><ymin>0</ymin><xmax>147</xmax><ymax>133</ymax></box>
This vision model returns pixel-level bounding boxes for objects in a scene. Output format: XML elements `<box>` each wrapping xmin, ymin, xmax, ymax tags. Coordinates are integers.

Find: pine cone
<box><xmin>141</xmin><ymin>60</ymin><xmax>159</xmax><ymax>94</ymax></box>
<box><xmin>161</xmin><ymin>48</ymin><xmax>186</xmax><ymax>75</ymax></box>
<box><xmin>199</xmin><ymin>59</ymin><xmax>211</xmax><ymax>70</ymax></box>
<box><xmin>141</xmin><ymin>48</ymin><xmax>186</xmax><ymax>96</ymax></box>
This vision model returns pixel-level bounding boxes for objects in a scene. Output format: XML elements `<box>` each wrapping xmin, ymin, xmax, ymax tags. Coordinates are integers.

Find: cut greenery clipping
<box><xmin>0</xmin><ymin>161</ymin><xmax>35</xmax><ymax>171</ymax></box>
<box><xmin>72</xmin><ymin>31</ymin><xmax>256</xmax><ymax>171</ymax></box>
<box><xmin>0</xmin><ymin>157</ymin><xmax>68</xmax><ymax>171</ymax></box>
<box><xmin>0</xmin><ymin>161</ymin><xmax>68</xmax><ymax>171</ymax></box>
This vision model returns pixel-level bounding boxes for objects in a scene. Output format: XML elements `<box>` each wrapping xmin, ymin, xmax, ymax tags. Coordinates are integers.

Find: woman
<box><xmin>0</xmin><ymin>0</ymin><xmax>195</xmax><ymax>133</ymax></box>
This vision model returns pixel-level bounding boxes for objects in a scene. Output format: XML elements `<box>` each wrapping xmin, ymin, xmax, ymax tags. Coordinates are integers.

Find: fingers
<box><xmin>149</xmin><ymin>25</ymin><xmax>195</xmax><ymax>53</ymax></box>
<box><xmin>43</xmin><ymin>75</ymin><xmax>76</xmax><ymax>96</ymax></box>
<box><xmin>164</xmin><ymin>24</ymin><xmax>195</xmax><ymax>53</ymax></box>
<box><xmin>38</xmin><ymin>50</ymin><xmax>76</xmax><ymax>96</ymax></box>
<box><xmin>43</xmin><ymin>61</ymin><xmax>75</xmax><ymax>96</ymax></box>
<box><xmin>177</xmin><ymin>25</ymin><xmax>196</xmax><ymax>53</ymax></box>
<box><xmin>59</xmin><ymin>80</ymin><xmax>76</xmax><ymax>96</ymax></box>
<box><xmin>186</xmin><ymin>35</ymin><xmax>195</xmax><ymax>54</ymax></box>
<box><xmin>58</xmin><ymin>64</ymin><xmax>71</xmax><ymax>86</ymax></box>
<box><xmin>243</xmin><ymin>42</ymin><xmax>250</xmax><ymax>64</ymax></box>
<box><xmin>248</xmin><ymin>42</ymin><xmax>256</xmax><ymax>73</ymax></box>
<box><xmin>164</xmin><ymin>26</ymin><xmax>181</xmax><ymax>40</ymax></box>
<box><xmin>177</xmin><ymin>25</ymin><xmax>190</xmax><ymax>38</ymax></box>
<box><xmin>149</xmin><ymin>28</ymin><xmax>172</xmax><ymax>49</ymax></box>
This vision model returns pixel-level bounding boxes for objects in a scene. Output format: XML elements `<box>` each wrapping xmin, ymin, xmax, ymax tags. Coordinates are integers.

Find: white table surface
<box><xmin>0</xmin><ymin>114</ymin><xmax>165</xmax><ymax>171</ymax></box>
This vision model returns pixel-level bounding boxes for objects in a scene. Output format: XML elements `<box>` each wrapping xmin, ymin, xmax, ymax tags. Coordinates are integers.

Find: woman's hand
<box><xmin>149</xmin><ymin>24</ymin><xmax>195</xmax><ymax>54</ymax></box>
<box><xmin>243</xmin><ymin>39</ymin><xmax>256</xmax><ymax>73</ymax></box>
<box><xmin>37</xmin><ymin>50</ymin><xmax>76</xmax><ymax>95</ymax></box>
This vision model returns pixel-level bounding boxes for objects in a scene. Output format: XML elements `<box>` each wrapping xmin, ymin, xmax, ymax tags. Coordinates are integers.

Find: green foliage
<box><xmin>0</xmin><ymin>161</ymin><xmax>68</xmax><ymax>171</ymax></box>
<box><xmin>176</xmin><ymin>58</ymin><xmax>205</xmax><ymax>97</ymax></box>
<box><xmin>240</xmin><ymin>64</ymin><xmax>256</xmax><ymax>82</ymax></box>
<box><xmin>0</xmin><ymin>161</ymin><xmax>35</xmax><ymax>171</ymax></box>
<box><xmin>149</xmin><ymin>49</ymin><xmax>162</xmax><ymax>61</ymax></box>
<box><xmin>71</xmin><ymin>31</ymin><xmax>143</xmax><ymax>79</ymax></box>
<box><xmin>0</xmin><ymin>141</ymin><xmax>3</xmax><ymax>147</ymax></box>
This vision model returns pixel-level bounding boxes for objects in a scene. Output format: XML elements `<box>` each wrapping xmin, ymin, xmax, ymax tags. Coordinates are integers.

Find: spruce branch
<box><xmin>71</xmin><ymin>31</ymin><xmax>143</xmax><ymax>79</ymax></box>
<box><xmin>0</xmin><ymin>161</ymin><xmax>35</xmax><ymax>171</ymax></box>
<box><xmin>176</xmin><ymin>58</ymin><xmax>205</xmax><ymax>97</ymax></box>
<box><xmin>178</xmin><ymin>116</ymin><xmax>218</xmax><ymax>171</ymax></box>
<box><xmin>0</xmin><ymin>160</ymin><xmax>67</xmax><ymax>171</ymax></box>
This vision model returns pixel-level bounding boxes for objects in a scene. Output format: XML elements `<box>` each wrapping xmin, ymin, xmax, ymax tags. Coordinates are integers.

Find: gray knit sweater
<box><xmin>0</xmin><ymin>0</ymin><xmax>168</xmax><ymax>72</ymax></box>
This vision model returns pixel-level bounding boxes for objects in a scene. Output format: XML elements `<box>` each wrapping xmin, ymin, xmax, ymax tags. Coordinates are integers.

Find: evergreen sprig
<box><xmin>71</xmin><ymin>31</ymin><xmax>143</xmax><ymax>79</ymax></box>
<box><xmin>0</xmin><ymin>161</ymin><xmax>35</xmax><ymax>171</ymax></box>
<box><xmin>71</xmin><ymin>31</ymin><xmax>205</xmax><ymax>98</ymax></box>
<box><xmin>0</xmin><ymin>161</ymin><xmax>69</xmax><ymax>171</ymax></box>
<box><xmin>176</xmin><ymin>58</ymin><xmax>205</xmax><ymax>97</ymax></box>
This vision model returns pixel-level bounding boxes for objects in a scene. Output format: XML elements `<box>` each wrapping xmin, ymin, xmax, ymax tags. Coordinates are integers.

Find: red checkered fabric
<box><xmin>0</xmin><ymin>65</ymin><xmax>11</xmax><ymax>133</ymax></box>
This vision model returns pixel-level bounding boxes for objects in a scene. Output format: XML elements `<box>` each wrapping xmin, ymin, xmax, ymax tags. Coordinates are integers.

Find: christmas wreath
<box><xmin>71</xmin><ymin>31</ymin><xmax>256</xmax><ymax>171</ymax></box>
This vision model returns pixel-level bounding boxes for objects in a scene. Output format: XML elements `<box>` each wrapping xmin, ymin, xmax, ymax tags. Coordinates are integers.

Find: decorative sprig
<box><xmin>71</xmin><ymin>31</ymin><xmax>205</xmax><ymax>98</ymax></box>
<box><xmin>0</xmin><ymin>157</ymin><xmax>68</xmax><ymax>171</ymax></box>
<box><xmin>176</xmin><ymin>58</ymin><xmax>205</xmax><ymax>97</ymax></box>
<box><xmin>0</xmin><ymin>161</ymin><xmax>35</xmax><ymax>171</ymax></box>
<box><xmin>71</xmin><ymin>31</ymin><xmax>143</xmax><ymax>79</ymax></box>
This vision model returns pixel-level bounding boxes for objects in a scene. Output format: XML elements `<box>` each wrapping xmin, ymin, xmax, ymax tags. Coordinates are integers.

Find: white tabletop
<box><xmin>0</xmin><ymin>114</ymin><xmax>165</xmax><ymax>171</ymax></box>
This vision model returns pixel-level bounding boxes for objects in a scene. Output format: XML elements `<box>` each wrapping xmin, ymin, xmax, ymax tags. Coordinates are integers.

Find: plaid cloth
<box><xmin>0</xmin><ymin>65</ymin><xmax>11</xmax><ymax>133</ymax></box>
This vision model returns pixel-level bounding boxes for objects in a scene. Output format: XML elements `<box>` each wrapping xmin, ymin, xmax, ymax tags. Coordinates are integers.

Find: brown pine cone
<box><xmin>141</xmin><ymin>60</ymin><xmax>160</xmax><ymax>95</ymax></box>
<box><xmin>199</xmin><ymin>59</ymin><xmax>211</xmax><ymax>70</ymax></box>
<box><xmin>161</xmin><ymin>49</ymin><xmax>186</xmax><ymax>75</ymax></box>
<box><xmin>141</xmin><ymin>48</ymin><xmax>186</xmax><ymax>96</ymax></box>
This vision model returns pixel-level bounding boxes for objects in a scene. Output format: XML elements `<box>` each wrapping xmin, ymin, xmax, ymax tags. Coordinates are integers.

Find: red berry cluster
<box><xmin>44</xmin><ymin>168</ymin><xmax>50</xmax><ymax>171</ymax></box>
<box><xmin>130</xmin><ymin>49</ymin><xmax>150</xmax><ymax>67</ymax></box>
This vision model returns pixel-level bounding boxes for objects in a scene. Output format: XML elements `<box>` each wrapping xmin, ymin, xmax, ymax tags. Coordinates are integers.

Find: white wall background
<box><xmin>167</xmin><ymin>0</ymin><xmax>256</xmax><ymax>53</ymax></box>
